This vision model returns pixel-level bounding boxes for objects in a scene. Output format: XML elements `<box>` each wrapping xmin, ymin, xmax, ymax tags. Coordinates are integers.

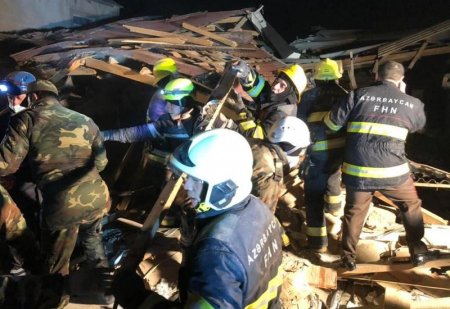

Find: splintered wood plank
<box><xmin>10</xmin><ymin>40</ymin><xmax>81</xmax><ymax>62</ymax></box>
<box><xmin>110</xmin><ymin>37</ymin><xmax>186</xmax><ymax>45</ymax></box>
<box><xmin>182</xmin><ymin>22</ymin><xmax>238</xmax><ymax>47</ymax></box>
<box><xmin>141</xmin><ymin>175</ymin><xmax>185</xmax><ymax>232</ymax></box>
<box><xmin>169</xmin><ymin>51</ymin><xmax>183</xmax><ymax>59</ymax></box>
<box><xmin>408</xmin><ymin>41</ymin><xmax>428</xmax><ymax>69</ymax></box>
<box><xmin>123</xmin><ymin>25</ymin><xmax>214</xmax><ymax>46</ymax></box>
<box><xmin>131</xmin><ymin>49</ymin><xmax>209</xmax><ymax>77</ymax></box>
<box><xmin>84</xmin><ymin>58</ymin><xmax>155</xmax><ymax>85</ymax></box>
<box><xmin>378</xmin><ymin>19</ymin><xmax>450</xmax><ymax>58</ymax></box>
<box><xmin>214</xmin><ymin>16</ymin><xmax>243</xmax><ymax>24</ymax></box>
<box><xmin>68</xmin><ymin>66</ymin><xmax>97</xmax><ymax>76</ymax></box>
<box><xmin>232</xmin><ymin>16</ymin><xmax>248</xmax><ymax>31</ymax></box>
<box><xmin>337</xmin><ymin>258</ymin><xmax>450</xmax><ymax>276</ymax></box>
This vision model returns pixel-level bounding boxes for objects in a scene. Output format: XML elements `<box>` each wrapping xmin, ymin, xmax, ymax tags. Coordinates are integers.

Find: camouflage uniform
<box><xmin>0</xmin><ymin>96</ymin><xmax>110</xmax><ymax>276</ymax></box>
<box><xmin>0</xmin><ymin>183</ymin><xmax>40</xmax><ymax>273</ymax></box>
<box><xmin>250</xmin><ymin>139</ymin><xmax>290</xmax><ymax>212</ymax></box>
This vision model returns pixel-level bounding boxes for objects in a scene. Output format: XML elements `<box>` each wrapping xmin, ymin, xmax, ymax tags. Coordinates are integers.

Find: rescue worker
<box><xmin>112</xmin><ymin>129</ymin><xmax>284</xmax><ymax>308</ymax></box>
<box><xmin>1</xmin><ymin>71</ymin><xmax>36</xmax><ymax>114</ymax></box>
<box><xmin>102</xmin><ymin>78</ymin><xmax>199</xmax><ymax>225</ymax></box>
<box><xmin>297</xmin><ymin>58</ymin><xmax>348</xmax><ymax>252</ymax></box>
<box><xmin>0</xmin><ymin>71</ymin><xmax>41</xmax><ymax>236</ymax></box>
<box><xmin>147</xmin><ymin>57</ymin><xmax>179</xmax><ymax>122</ymax></box>
<box><xmin>234</xmin><ymin>64</ymin><xmax>307</xmax><ymax>139</ymax></box>
<box><xmin>102</xmin><ymin>78</ymin><xmax>198</xmax><ymax>161</ymax></box>
<box><xmin>0</xmin><ymin>72</ymin><xmax>41</xmax><ymax>276</ymax></box>
<box><xmin>251</xmin><ymin>116</ymin><xmax>310</xmax><ymax>212</ymax></box>
<box><xmin>0</xmin><ymin>80</ymin><xmax>111</xmax><ymax>306</ymax></box>
<box><xmin>0</xmin><ymin>183</ymin><xmax>40</xmax><ymax>275</ymax></box>
<box><xmin>324</xmin><ymin>61</ymin><xmax>433</xmax><ymax>270</ymax></box>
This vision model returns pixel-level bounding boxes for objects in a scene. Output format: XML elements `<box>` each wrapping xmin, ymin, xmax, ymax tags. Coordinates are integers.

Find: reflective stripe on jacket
<box><xmin>324</xmin><ymin>81</ymin><xmax>426</xmax><ymax>189</ymax></box>
<box><xmin>298</xmin><ymin>82</ymin><xmax>347</xmax><ymax>153</ymax></box>
<box><xmin>183</xmin><ymin>196</ymin><xmax>283</xmax><ymax>308</ymax></box>
<box><xmin>239</xmin><ymin>102</ymin><xmax>297</xmax><ymax>140</ymax></box>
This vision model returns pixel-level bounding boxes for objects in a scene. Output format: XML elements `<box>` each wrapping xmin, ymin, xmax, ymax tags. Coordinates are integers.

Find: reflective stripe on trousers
<box><xmin>306</xmin><ymin>226</ymin><xmax>327</xmax><ymax>237</ymax></box>
<box><xmin>324</xmin><ymin>194</ymin><xmax>342</xmax><ymax>205</ymax></box>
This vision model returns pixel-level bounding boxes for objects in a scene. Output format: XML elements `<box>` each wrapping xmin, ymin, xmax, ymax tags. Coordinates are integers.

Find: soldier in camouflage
<box><xmin>0</xmin><ymin>182</ymin><xmax>40</xmax><ymax>274</ymax></box>
<box><xmin>250</xmin><ymin>116</ymin><xmax>310</xmax><ymax>212</ymax></box>
<box><xmin>0</xmin><ymin>80</ymin><xmax>110</xmax><ymax>305</ymax></box>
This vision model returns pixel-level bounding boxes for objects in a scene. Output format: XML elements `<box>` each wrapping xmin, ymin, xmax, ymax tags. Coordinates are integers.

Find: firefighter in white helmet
<box><xmin>250</xmin><ymin>116</ymin><xmax>310</xmax><ymax>212</ymax></box>
<box><xmin>112</xmin><ymin>129</ymin><xmax>284</xmax><ymax>308</ymax></box>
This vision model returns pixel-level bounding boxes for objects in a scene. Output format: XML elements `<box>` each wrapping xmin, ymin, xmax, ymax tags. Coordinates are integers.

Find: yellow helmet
<box><xmin>314</xmin><ymin>58</ymin><xmax>342</xmax><ymax>80</ymax></box>
<box><xmin>153</xmin><ymin>58</ymin><xmax>177</xmax><ymax>83</ymax></box>
<box><xmin>279</xmin><ymin>64</ymin><xmax>307</xmax><ymax>100</ymax></box>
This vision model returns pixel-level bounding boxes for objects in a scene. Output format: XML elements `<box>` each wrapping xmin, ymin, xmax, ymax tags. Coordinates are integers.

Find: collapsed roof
<box><xmin>3</xmin><ymin>6</ymin><xmax>449</xmax><ymax>97</ymax></box>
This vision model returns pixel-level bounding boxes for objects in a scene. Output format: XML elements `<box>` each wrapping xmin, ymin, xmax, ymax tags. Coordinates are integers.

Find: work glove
<box><xmin>232</xmin><ymin>60</ymin><xmax>256</xmax><ymax>88</ymax></box>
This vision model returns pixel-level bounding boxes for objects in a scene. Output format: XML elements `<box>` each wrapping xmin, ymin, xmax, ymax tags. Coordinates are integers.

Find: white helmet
<box><xmin>170</xmin><ymin>129</ymin><xmax>253</xmax><ymax>215</ymax></box>
<box><xmin>267</xmin><ymin>116</ymin><xmax>311</xmax><ymax>155</ymax></box>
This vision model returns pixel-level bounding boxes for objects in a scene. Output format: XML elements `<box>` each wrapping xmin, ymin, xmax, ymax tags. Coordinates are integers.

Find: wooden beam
<box><xmin>373</xmin><ymin>191</ymin><xmax>448</xmax><ymax>225</ymax></box>
<box><xmin>110</xmin><ymin>37</ymin><xmax>186</xmax><ymax>45</ymax></box>
<box><xmin>214</xmin><ymin>16</ymin><xmax>242</xmax><ymax>24</ymax></box>
<box><xmin>408</xmin><ymin>41</ymin><xmax>428</xmax><ymax>69</ymax></box>
<box><xmin>348</xmin><ymin>51</ymin><xmax>357</xmax><ymax>90</ymax></box>
<box><xmin>141</xmin><ymin>175</ymin><xmax>185</xmax><ymax>232</ymax></box>
<box><xmin>378</xmin><ymin>19</ymin><xmax>450</xmax><ymax>58</ymax></box>
<box><xmin>131</xmin><ymin>49</ymin><xmax>209</xmax><ymax>77</ymax></box>
<box><xmin>232</xmin><ymin>16</ymin><xmax>248</xmax><ymax>31</ymax></box>
<box><xmin>182</xmin><ymin>22</ymin><xmax>238</xmax><ymax>47</ymax></box>
<box><xmin>68</xmin><ymin>66</ymin><xmax>97</xmax><ymax>76</ymax></box>
<box><xmin>298</xmin><ymin>46</ymin><xmax>450</xmax><ymax>71</ymax></box>
<box><xmin>84</xmin><ymin>58</ymin><xmax>155</xmax><ymax>85</ymax></box>
<box><xmin>123</xmin><ymin>24</ymin><xmax>214</xmax><ymax>46</ymax></box>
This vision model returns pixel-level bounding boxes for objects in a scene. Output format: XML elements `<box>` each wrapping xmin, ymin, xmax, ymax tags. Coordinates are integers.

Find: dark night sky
<box><xmin>115</xmin><ymin>0</ymin><xmax>450</xmax><ymax>41</ymax></box>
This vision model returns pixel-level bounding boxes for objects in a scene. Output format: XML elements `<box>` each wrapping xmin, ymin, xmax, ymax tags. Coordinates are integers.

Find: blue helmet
<box><xmin>6</xmin><ymin>71</ymin><xmax>36</xmax><ymax>94</ymax></box>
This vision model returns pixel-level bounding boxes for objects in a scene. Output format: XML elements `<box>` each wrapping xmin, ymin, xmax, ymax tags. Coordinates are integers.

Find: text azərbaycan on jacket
<box><xmin>181</xmin><ymin>196</ymin><xmax>283</xmax><ymax>309</ymax></box>
<box><xmin>324</xmin><ymin>80</ymin><xmax>426</xmax><ymax>190</ymax></box>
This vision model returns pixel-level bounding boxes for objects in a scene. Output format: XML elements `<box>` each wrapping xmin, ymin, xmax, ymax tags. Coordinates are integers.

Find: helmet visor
<box><xmin>171</xmin><ymin>140</ymin><xmax>195</xmax><ymax>170</ymax></box>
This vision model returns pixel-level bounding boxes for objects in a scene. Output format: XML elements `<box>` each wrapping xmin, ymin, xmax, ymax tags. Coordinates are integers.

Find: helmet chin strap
<box><xmin>26</xmin><ymin>95</ymin><xmax>33</xmax><ymax>108</ymax></box>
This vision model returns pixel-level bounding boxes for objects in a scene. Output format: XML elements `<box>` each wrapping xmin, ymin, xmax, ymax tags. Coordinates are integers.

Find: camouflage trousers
<box><xmin>41</xmin><ymin>216</ymin><xmax>107</xmax><ymax>276</ymax></box>
<box><xmin>0</xmin><ymin>184</ymin><xmax>40</xmax><ymax>273</ymax></box>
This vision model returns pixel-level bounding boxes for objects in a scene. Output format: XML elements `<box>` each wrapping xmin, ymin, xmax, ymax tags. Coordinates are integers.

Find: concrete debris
<box><xmin>152</xmin><ymin>278</ymin><xmax>178</xmax><ymax>300</ymax></box>
<box><xmin>363</xmin><ymin>205</ymin><xmax>397</xmax><ymax>231</ymax></box>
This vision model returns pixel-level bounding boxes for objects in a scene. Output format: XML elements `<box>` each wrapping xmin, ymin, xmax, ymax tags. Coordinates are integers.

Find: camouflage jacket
<box><xmin>0</xmin><ymin>96</ymin><xmax>110</xmax><ymax>230</ymax></box>
<box><xmin>0</xmin><ymin>183</ymin><xmax>26</xmax><ymax>241</ymax></box>
<box><xmin>250</xmin><ymin>139</ymin><xmax>290</xmax><ymax>212</ymax></box>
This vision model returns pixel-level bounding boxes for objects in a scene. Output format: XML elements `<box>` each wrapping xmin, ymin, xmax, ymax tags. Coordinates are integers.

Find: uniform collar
<box><xmin>31</xmin><ymin>96</ymin><xmax>60</xmax><ymax>108</ymax></box>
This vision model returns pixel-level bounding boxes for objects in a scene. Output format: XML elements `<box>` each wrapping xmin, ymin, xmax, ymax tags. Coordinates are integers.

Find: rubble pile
<box><xmin>1</xmin><ymin>6</ymin><xmax>449</xmax><ymax>309</ymax></box>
